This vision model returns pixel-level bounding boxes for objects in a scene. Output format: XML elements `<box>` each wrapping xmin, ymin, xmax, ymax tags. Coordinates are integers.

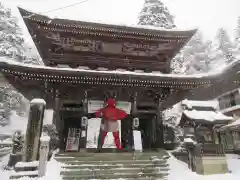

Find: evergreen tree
<box><xmin>235</xmin><ymin>16</ymin><xmax>240</xmax><ymax>44</ymax></box>
<box><xmin>138</xmin><ymin>0</ymin><xmax>176</xmax><ymax>29</ymax></box>
<box><xmin>213</xmin><ymin>28</ymin><xmax>235</xmax><ymax>64</ymax></box>
<box><xmin>170</xmin><ymin>52</ymin><xmax>185</xmax><ymax>74</ymax></box>
<box><xmin>232</xmin><ymin>16</ymin><xmax>240</xmax><ymax>60</ymax></box>
<box><xmin>184</xmin><ymin>32</ymin><xmax>214</xmax><ymax>74</ymax></box>
<box><xmin>172</xmin><ymin>31</ymin><xmax>214</xmax><ymax>74</ymax></box>
<box><xmin>0</xmin><ymin>3</ymin><xmax>26</xmax><ymax>61</ymax></box>
<box><xmin>0</xmin><ymin>3</ymin><xmax>30</xmax><ymax>121</ymax></box>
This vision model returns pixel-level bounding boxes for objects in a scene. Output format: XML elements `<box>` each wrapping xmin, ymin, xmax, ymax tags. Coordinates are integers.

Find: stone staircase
<box><xmin>55</xmin><ymin>150</ymin><xmax>170</xmax><ymax>180</ymax></box>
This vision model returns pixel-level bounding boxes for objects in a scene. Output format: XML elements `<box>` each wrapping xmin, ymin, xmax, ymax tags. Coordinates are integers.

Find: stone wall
<box><xmin>195</xmin><ymin>156</ymin><xmax>229</xmax><ymax>175</ymax></box>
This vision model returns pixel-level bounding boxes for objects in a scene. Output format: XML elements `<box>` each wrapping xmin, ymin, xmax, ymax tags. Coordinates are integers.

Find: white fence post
<box><xmin>38</xmin><ymin>135</ymin><xmax>50</xmax><ymax>177</ymax></box>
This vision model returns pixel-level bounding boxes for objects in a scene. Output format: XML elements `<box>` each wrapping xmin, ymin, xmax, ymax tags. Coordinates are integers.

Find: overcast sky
<box><xmin>2</xmin><ymin>0</ymin><xmax>240</xmax><ymax>41</ymax></box>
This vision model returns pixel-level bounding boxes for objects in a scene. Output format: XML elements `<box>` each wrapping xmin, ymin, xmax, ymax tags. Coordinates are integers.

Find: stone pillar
<box><xmin>38</xmin><ymin>135</ymin><xmax>50</xmax><ymax>177</ymax></box>
<box><xmin>155</xmin><ymin>97</ymin><xmax>164</xmax><ymax>148</ymax></box>
<box><xmin>23</xmin><ymin>99</ymin><xmax>46</xmax><ymax>162</ymax></box>
<box><xmin>7</xmin><ymin>131</ymin><xmax>24</xmax><ymax>167</ymax></box>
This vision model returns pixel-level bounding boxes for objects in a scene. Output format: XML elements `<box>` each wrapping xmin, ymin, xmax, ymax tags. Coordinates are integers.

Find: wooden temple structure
<box><xmin>179</xmin><ymin>100</ymin><xmax>233</xmax><ymax>145</ymax></box>
<box><xmin>1</xmin><ymin>8</ymin><xmax>240</xmax><ymax>151</ymax></box>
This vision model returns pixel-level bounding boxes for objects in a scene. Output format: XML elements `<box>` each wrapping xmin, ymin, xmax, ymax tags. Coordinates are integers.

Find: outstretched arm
<box><xmin>85</xmin><ymin>109</ymin><xmax>104</xmax><ymax>119</ymax></box>
<box><xmin>117</xmin><ymin>109</ymin><xmax>133</xmax><ymax>120</ymax></box>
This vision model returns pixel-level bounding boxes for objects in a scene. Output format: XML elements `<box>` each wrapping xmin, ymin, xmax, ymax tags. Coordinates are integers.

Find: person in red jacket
<box><xmin>86</xmin><ymin>98</ymin><xmax>129</xmax><ymax>150</ymax></box>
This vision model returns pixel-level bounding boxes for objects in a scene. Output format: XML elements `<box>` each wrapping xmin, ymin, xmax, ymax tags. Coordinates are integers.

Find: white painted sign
<box><xmin>133</xmin><ymin>130</ymin><xmax>143</xmax><ymax>152</ymax></box>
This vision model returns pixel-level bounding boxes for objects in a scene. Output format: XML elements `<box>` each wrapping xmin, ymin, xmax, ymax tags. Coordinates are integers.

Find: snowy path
<box><xmin>168</xmin><ymin>154</ymin><xmax>240</xmax><ymax>180</ymax></box>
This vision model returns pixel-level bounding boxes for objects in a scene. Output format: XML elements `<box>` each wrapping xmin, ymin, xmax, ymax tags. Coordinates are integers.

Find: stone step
<box><xmin>57</xmin><ymin>151</ymin><xmax>169</xmax><ymax>158</ymax></box>
<box><xmin>56</xmin><ymin>151</ymin><xmax>170</xmax><ymax>180</ymax></box>
<box><xmin>61</xmin><ymin>167</ymin><xmax>169</xmax><ymax>176</ymax></box>
<box><xmin>55</xmin><ymin>155</ymin><xmax>168</xmax><ymax>161</ymax></box>
<box><xmin>62</xmin><ymin>163</ymin><xmax>169</xmax><ymax>169</ymax></box>
<box><xmin>56</xmin><ymin>156</ymin><xmax>154</xmax><ymax>161</ymax></box>
<box><xmin>9</xmin><ymin>171</ymin><xmax>38</xmax><ymax>179</ymax></box>
<box><xmin>61</xmin><ymin>171</ymin><xmax>167</xmax><ymax>180</ymax></box>
<box><xmin>55</xmin><ymin>156</ymin><xmax>166</xmax><ymax>162</ymax></box>
<box><xmin>62</xmin><ymin>177</ymin><xmax>167</xmax><ymax>180</ymax></box>
<box><xmin>59</xmin><ymin>159</ymin><xmax>166</xmax><ymax>165</ymax></box>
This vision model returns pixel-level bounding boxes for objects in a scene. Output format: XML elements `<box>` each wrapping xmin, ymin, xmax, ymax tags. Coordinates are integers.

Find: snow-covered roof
<box><xmin>0</xmin><ymin>58</ymin><xmax>207</xmax><ymax>79</ymax></box>
<box><xmin>30</xmin><ymin>98</ymin><xmax>46</xmax><ymax>105</ymax></box>
<box><xmin>181</xmin><ymin>99</ymin><xmax>219</xmax><ymax>110</ymax></box>
<box><xmin>183</xmin><ymin>109</ymin><xmax>233</xmax><ymax>123</ymax></box>
<box><xmin>220</xmin><ymin>119</ymin><xmax>240</xmax><ymax>130</ymax></box>
<box><xmin>184</xmin><ymin>137</ymin><xmax>197</xmax><ymax>145</ymax></box>
<box><xmin>220</xmin><ymin>105</ymin><xmax>240</xmax><ymax>114</ymax></box>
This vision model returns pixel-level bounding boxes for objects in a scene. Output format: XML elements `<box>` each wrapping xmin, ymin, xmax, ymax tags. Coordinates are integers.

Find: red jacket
<box><xmin>94</xmin><ymin>98</ymin><xmax>128</xmax><ymax>121</ymax></box>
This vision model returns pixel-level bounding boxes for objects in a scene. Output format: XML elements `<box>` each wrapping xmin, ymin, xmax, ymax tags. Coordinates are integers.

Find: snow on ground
<box><xmin>0</xmin><ymin>155</ymin><xmax>62</xmax><ymax>180</ymax></box>
<box><xmin>0</xmin><ymin>154</ymin><xmax>13</xmax><ymax>180</ymax></box>
<box><xmin>168</xmin><ymin>154</ymin><xmax>240</xmax><ymax>180</ymax></box>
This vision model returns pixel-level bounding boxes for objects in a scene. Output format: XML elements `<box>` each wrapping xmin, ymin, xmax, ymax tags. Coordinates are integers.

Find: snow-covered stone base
<box><xmin>168</xmin><ymin>154</ymin><xmax>240</xmax><ymax>180</ymax></box>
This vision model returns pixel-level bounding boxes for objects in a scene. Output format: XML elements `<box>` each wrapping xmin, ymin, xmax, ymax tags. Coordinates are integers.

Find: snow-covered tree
<box><xmin>232</xmin><ymin>16</ymin><xmax>240</xmax><ymax>60</ymax></box>
<box><xmin>172</xmin><ymin>31</ymin><xmax>215</xmax><ymax>74</ymax></box>
<box><xmin>213</xmin><ymin>28</ymin><xmax>235</xmax><ymax>65</ymax></box>
<box><xmin>0</xmin><ymin>3</ymin><xmax>26</xmax><ymax>61</ymax></box>
<box><xmin>235</xmin><ymin>17</ymin><xmax>240</xmax><ymax>43</ymax></box>
<box><xmin>171</xmin><ymin>52</ymin><xmax>185</xmax><ymax>74</ymax></box>
<box><xmin>184</xmin><ymin>33</ymin><xmax>215</xmax><ymax>74</ymax></box>
<box><xmin>0</xmin><ymin>3</ymin><xmax>35</xmax><ymax>121</ymax></box>
<box><xmin>138</xmin><ymin>0</ymin><xmax>176</xmax><ymax>29</ymax></box>
<box><xmin>163</xmin><ymin>103</ymin><xmax>183</xmax><ymax>142</ymax></box>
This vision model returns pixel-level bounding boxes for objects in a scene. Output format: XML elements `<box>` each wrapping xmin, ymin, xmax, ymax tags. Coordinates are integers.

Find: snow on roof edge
<box><xmin>0</xmin><ymin>58</ymin><xmax>206</xmax><ymax>78</ymax></box>
<box><xmin>1</xmin><ymin>57</ymin><xmax>240</xmax><ymax>79</ymax></box>
<box><xmin>183</xmin><ymin>109</ymin><xmax>233</xmax><ymax>122</ymax></box>
<box><xmin>17</xmin><ymin>6</ymin><xmax>197</xmax><ymax>33</ymax></box>
<box><xmin>181</xmin><ymin>99</ymin><xmax>218</xmax><ymax>109</ymax></box>
<box><xmin>30</xmin><ymin>98</ymin><xmax>46</xmax><ymax>105</ymax></box>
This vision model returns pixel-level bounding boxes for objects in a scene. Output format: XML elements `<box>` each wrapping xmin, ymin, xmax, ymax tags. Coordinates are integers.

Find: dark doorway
<box><xmin>139</xmin><ymin>114</ymin><xmax>155</xmax><ymax>150</ymax></box>
<box><xmin>121</xmin><ymin>118</ymin><xmax>133</xmax><ymax>150</ymax></box>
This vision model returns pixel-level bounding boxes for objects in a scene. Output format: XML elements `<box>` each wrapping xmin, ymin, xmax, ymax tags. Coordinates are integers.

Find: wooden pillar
<box><xmin>129</xmin><ymin>92</ymin><xmax>138</xmax><ymax>149</ymax></box>
<box><xmin>80</xmin><ymin>90</ymin><xmax>88</xmax><ymax>150</ymax></box>
<box><xmin>53</xmin><ymin>89</ymin><xmax>61</xmax><ymax>131</ymax></box>
<box><xmin>155</xmin><ymin>88</ymin><xmax>170</xmax><ymax>149</ymax></box>
<box><xmin>131</xmin><ymin>92</ymin><xmax>137</xmax><ymax>115</ymax></box>
<box><xmin>52</xmin><ymin>88</ymin><xmax>62</xmax><ymax>149</ymax></box>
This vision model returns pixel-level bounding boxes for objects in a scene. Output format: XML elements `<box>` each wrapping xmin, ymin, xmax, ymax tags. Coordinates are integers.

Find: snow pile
<box><xmin>183</xmin><ymin>110</ymin><xmax>233</xmax><ymax>122</ymax></box>
<box><xmin>182</xmin><ymin>99</ymin><xmax>219</xmax><ymax>110</ymax></box>
<box><xmin>0</xmin><ymin>138</ymin><xmax>12</xmax><ymax>145</ymax></box>
<box><xmin>15</xmin><ymin>161</ymin><xmax>38</xmax><ymax>168</ymax></box>
<box><xmin>184</xmin><ymin>138</ymin><xmax>196</xmax><ymax>145</ymax></box>
<box><xmin>0</xmin><ymin>111</ymin><xmax>28</xmax><ymax>135</ymax></box>
<box><xmin>0</xmin><ymin>155</ymin><xmax>12</xmax><ymax>180</ymax></box>
<box><xmin>0</xmin><ymin>155</ymin><xmax>62</xmax><ymax>180</ymax></box>
<box><xmin>168</xmin><ymin>154</ymin><xmax>240</xmax><ymax>180</ymax></box>
<box><xmin>30</xmin><ymin>99</ymin><xmax>46</xmax><ymax>106</ymax></box>
<box><xmin>43</xmin><ymin>110</ymin><xmax>53</xmax><ymax>125</ymax></box>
